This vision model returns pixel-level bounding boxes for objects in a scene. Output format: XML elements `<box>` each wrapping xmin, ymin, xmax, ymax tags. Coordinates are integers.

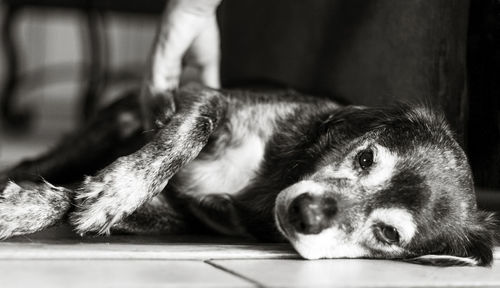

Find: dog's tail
<box><xmin>0</xmin><ymin>180</ymin><xmax>72</xmax><ymax>239</ymax></box>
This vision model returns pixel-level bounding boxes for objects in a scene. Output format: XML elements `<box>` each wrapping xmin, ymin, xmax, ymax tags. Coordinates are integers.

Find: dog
<box><xmin>0</xmin><ymin>84</ymin><xmax>495</xmax><ymax>266</ymax></box>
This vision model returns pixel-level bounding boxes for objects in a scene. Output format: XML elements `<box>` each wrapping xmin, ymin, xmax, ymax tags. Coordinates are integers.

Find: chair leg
<box><xmin>82</xmin><ymin>10</ymin><xmax>108</xmax><ymax>122</ymax></box>
<box><xmin>1</xmin><ymin>6</ymin><xmax>32</xmax><ymax>131</ymax></box>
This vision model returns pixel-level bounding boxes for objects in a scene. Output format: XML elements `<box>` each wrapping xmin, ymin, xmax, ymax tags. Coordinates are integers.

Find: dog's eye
<box><xmin>374</xmin><ymin>225</ymin><xmax>400</xmax><ymax>244</ymax></box>
<box><xmin>357</xmin><ymin>149</ymin><xmax>374</xmax><ymax>170</ymax></box>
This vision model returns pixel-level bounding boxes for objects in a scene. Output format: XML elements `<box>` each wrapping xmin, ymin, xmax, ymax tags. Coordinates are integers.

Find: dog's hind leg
<box><xmin>0</xmin><ymin>91</ymin><xmax>148</xmax><ymax>187</ymax></box>
<box><xmin>111</xmin><ymin>194</ymin><xmax>194</xmax><ymax>234</ymax></box>
<box><xmin>71</xmin><ymin>86</ymin><xmax>227</xmax><ymax>235</ymax></box>
<box><xmin>0</xmin><ymin>92</ymin><xmax>149</xmax><ymax>239</ymax></box>
<box><xmin>0</xmin><ymin>181</ymin><xmax>72</xmax><ymax>239</ymax></box>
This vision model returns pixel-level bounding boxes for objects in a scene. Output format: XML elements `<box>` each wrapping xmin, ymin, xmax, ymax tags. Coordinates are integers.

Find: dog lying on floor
<box><xmin>0</xmin><ymin>84</ymin><xmax>495</xmax><ymax>266</ymax></box>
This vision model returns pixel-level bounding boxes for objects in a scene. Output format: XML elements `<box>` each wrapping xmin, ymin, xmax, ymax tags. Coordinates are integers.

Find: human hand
<box><xmin>147</xmin><ymin>0</ymin><xmax>222</xmax><ymax>94</ymax></box>
<box><xmin>141</xmin><ymin>0</ymin><xmax>222</xmax><ymax>127</ymax></box>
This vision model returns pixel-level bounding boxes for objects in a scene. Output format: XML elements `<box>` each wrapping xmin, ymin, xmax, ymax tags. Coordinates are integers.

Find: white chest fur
<box><xmin>175</xmin><ymin>102</ymin><xmax>298</xmax><ymax>196</ymax></box>
<box><xmin>179</xmin><ymin>134</ymin><xmax>265</xmax><ymax>195</ymax></box>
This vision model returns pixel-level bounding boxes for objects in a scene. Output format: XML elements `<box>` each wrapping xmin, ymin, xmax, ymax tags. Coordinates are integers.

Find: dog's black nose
<box><xmin>288</xmin><ymin>193</ymin><xmax>338</xmax><ymax>235</ymax></box>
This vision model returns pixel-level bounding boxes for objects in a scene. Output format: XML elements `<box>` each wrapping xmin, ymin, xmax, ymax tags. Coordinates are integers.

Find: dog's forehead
<box><xmin>366</xmin><ymin>129</ymin><xmax>477</xmax><ymax>251</ymax></box>
<box><xmin>373</xmin><ymin>130</ymin><xmax>473</xmax><ymax>209</ymax></box>
<box><xmin>316</xmin><ymin>106</ymin><xmax>476</xmax><ymax>218</ymax></box>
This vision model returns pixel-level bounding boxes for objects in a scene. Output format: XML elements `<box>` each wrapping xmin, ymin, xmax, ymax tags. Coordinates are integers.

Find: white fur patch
<box><xmin>276</xmin><ymin>180</ymin><xmax>325</xmax><ymax>204</ymax></box>
<box><xmin>366</xmin><ymin>208</ymin><xmax>417</xmax><ymax>245</ymax></box>
<box><xmin>181</xmin><ymin>135</ymin><xmax>265</xmax><ymax>195</ymax></box>
<box><xmin>360</xmin><ymin>145</ymin><xmax>397</xmax><ymax>188</ymax></box>
<box><xmin>292</xmin><ymin>227</ymin><xmax>369</xmax><ymax>260</ymax></box>
<box><xmin>326</xmin><ymin>165</ymin><xmax>357</xmax><ymax>180</ymax></box>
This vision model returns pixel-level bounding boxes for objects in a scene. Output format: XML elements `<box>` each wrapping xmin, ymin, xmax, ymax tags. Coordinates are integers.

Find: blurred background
<box><xmin>0</xmin><ymin>0</ymin><xmax>498</xmax><ymax>205</ymax></box>
<box><xmin>0</xmin><ymin>0</ymin><xmax>160</xmax><ymax>169</ymax></box>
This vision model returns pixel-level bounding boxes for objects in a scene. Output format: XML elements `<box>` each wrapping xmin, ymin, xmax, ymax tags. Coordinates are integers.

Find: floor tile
<box><xmin>0</xmin><ymin>260</ymin><xmax>254</xmax><ymax>288</ymax></box>
<box><xmin>0</xmin><ymin>241</ymin><xmax>297</xmax><ymax>261</ymax></box>
<box><xmin>211</xmin><ymin>259</ymin><xmax>500</xmax><ymax>287</ymax></box>
<box><xmin>0</xmin><ymin>225</ymin><xmax>298</xmax><ymax>260</ymax></box>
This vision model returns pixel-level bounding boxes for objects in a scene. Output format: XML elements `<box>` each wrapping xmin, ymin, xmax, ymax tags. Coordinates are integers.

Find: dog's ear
<box><xmin>461</xmin><ymin>211</ymin><xmax>497</xmax><ymax>266</ymax></box>
<box><xmin>406</xmin><ymin>211</ymin><xmax>497</xmax><ymax>266</ymax></box>
<box><xmin>404</xmin><ymin>254</ymin><xmax>485</xmax><ymax>266</ymax></box>
<box><xmin>403</xmin><ymin>105</ymin><xmax>451</xmax><ymax>131</ymax></box>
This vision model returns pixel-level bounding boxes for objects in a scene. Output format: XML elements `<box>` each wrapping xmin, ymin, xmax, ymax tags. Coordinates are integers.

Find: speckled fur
<box><xmin>0</xmin><ymin>181</ymin><xmax>71</xmax><ymax>239</ymax></box>
<box><xmin>0</xmin><ymin>85</ymin><xmax>495</xmax><ymax>266</ymax></box>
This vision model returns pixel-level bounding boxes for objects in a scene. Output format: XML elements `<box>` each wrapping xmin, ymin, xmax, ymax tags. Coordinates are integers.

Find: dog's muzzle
<box><xmin>287</xmin><ymin>193</ymin><xmax>338</xmax><ymax>235</ymax></box>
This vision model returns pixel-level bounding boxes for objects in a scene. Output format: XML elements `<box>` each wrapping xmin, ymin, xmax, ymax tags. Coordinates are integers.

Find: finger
<box><xmin>199</xmin><ymin>60</ymin><xmax>220</xmax><ymax>89</ymax></box>
<box><xmin>186</xmin><ymin>15</ymin><xmax>221</xmax><ymax>88</ymax></box>
<box><xmin>150</xmin><ymin>11</ymin><xmax>201</xmax><ymax>92</ymax></box>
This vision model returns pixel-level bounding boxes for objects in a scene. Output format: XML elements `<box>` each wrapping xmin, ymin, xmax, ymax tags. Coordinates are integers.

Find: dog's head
<box><xmin>244</xmin><ymin>104</ymin><xmax>496</xmax><ymax>266</ymax></box>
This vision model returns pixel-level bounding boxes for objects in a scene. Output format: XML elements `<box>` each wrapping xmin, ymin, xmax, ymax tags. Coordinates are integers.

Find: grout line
<box><xmin>205</xmin><ymin>260</ymin><xmax>267</xmax><ymax>288</ymax></box>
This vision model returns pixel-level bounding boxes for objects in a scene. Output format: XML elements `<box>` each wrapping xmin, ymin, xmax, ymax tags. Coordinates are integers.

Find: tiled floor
<box><xmin>2</xmin><ymin>95</ymin><xmax>500</xmax><ymax>287</ymax></box>
<box><xmin>1</xmin><ymin>226</ymin><xmax>500</xmax><ymax>288</ymax></box>
<box><xmin>211</xmin><ymin>259</ymin><xmax>500</xmax><ymax>287</ymax></box>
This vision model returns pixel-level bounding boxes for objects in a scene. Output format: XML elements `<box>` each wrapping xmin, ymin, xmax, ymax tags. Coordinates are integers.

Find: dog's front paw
<box><xmin>70</xmin><ymin>161</ymin><xmax>149</xmax><ymax>235</ymax></box>
<box><xmin>0</xmin><ymin>181</ymin><xmax>71</xmax><ymax>239</ymax></box>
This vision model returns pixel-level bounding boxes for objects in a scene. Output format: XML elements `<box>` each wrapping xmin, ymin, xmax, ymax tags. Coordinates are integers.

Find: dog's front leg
<box><xmin>71</xmin><ymin>87</ymin><xmax>227</xmax><ymax>235</ymax></box>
